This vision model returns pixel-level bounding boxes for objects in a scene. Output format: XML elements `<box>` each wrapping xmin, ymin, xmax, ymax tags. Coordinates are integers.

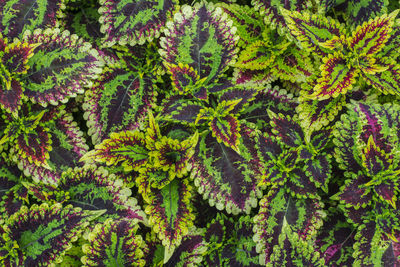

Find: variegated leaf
<box><xmin>268</xmin><ymin>111</ymin><xmax>304</xmax><ymax>148</ymax></box>
<box><xmin>316</xmin><ymin>208</ymin><xmax>356</xmax><ymax>266</ymax></box>
<box><xmin>281</xmin><ymin>8</ymin><xmax>345</xmax><ymax>55</ymax></box>
<box><xmin>166</xmin><ymin>228</ymin><xmax>207</xmax><ymax>266</ymax></box>
<box><xmin>81</xmin><ymin>130</ymin><xmax>149</xmax><ymax>172</ymax></box>
<box><xmin>83</xmin><ymin>65</ymin><xmax>156</xmax><ymax>145</ymax></box>
<box><xmin>144</xmin><ymin>178</ymin><xmax>195</xmax><ymax>259</ymax></box>
<box><xmin>297</xmin><ymin>92</ymin><xmax>346</xmax><ymax>133</ymax></box>
<box><xmin>241</xmin><ymin>86</ymin><xmax>298</xmax><ymax>131</ymax></box>
<box><xmin>0</xmin><ymin>203</ymin><xmax>104</xmax><ymax>266</ymax></box>
<box><xmin>59</xmin><ymin>165</ymin><xmax>146</xmax><ymax>223</ymax></box>
<box><xmin>203</xmin><ymin>214</ymin><xmax>262</xmax><ymax>266</ymax></box>
<box><xmin>217</xmin><ymin>3</ymin><xmax>265</xmax><ymax>47</ymax></box>
<box><xmin>98</xmin><ymin>0</ymin><xmax>177</xmax><ymax>46</ymax></box>
<box><xmin>165</xmin><ymin>63</ymin><xmax>208</xmax><ymax>99</ymax></box>
<box><xmin>209</xmin><ymin>114</ymin><xmax>241</xmax><ymax>152</ymax></box>
<box><xmin>81</xmin><ymin>219</ymin><xmax>146</xmax><ymax>266</ymax></box>
<box><xmin>191</xmin><ymin>125</ymin><xmax>263</xmax><ymax>215</ymax></box>
<box><xmin>349</xmin><ymin>10</ymin><xmax>398</xmax><ymax>56</ymax></box>
<box><xmin>363</xmin><ymin>63</ymin><xmax>400</xmax><ymax>96</ymax></box>
<box><xmin>344</xmin><ymin>0</ymin><xmax>389</xmax><ymax>27</ymax></box>
<box><xmin>21</xmin><ymin>28</ymin><xmax>103</xmax><ymax>106</ymax></box>
<box><xmin>0</xmin><ymin>0</ymin><xmax>65</xmax><ymax>38</ymax></box>
<box><xmin>66</xmin><ymin>7</ymin><xmax>102</xmax><ymax>46</ymax></box>
<box><xmin>353</xmin><ymin>221</ymin><xmax>392</xmax><ymax>266</ymax></box>
<box><xmin>252</xmin><ymin>0</ymin><xmax>316</xmax><ymax>29</ymax></box>
<box><xmin>272</xmin><ymin>50</ymin><xmax>314</xmax><ymax>84</ymax></box>
<box><xmin>312</xmin><ymin>53</ymin><xmax>359</xmax><ymax>99</ymax></box>
<box><xmin>235</xmin><ymin>40</ymin><xmax>276</xmax><ymax>70</ymax></box>
<box><xmin>159</xmin><ymin>96</ymin><xmax>204</xmax><ymax>125</ymax></box>
<box><xmin>159</xmin><ymin>3</ymin><xmax>238</xmax><ymax>88</ymax></box>
<box><xmin>253</xmin><ymin>186</ymin><xmax>325</xmax><ymax>265</ymax></box>
<box><xmin>12</xmin><ymin>107</ymin><xmax>88</xmax><ymax>185</ymax></box>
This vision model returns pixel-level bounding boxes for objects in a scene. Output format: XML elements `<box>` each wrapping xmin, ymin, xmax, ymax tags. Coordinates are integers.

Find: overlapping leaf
<box><xmin>0</xmin><ymin>203</ymin><xmax>104</xmax><ymax>266</ymax></box>
<box><xmin>81</xmin><ymin>219</ymin><xmax>146</xmax><ymax>266</ymax></box>
<box><xmin>98</xmin><ymin>0</ymin><xmax>177</xmax><ymax>46</ymax></box>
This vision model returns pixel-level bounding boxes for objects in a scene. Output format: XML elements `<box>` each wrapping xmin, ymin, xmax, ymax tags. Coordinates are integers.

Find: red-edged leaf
<box><xmin>81</xmin><ymin>130</ymin><xmax>149</xmax><ymax>172</ymax></box>
<box><xmin>312</xmin><ymin>53</ymin><xmax>359</xmax><ymax>99</ymax></box>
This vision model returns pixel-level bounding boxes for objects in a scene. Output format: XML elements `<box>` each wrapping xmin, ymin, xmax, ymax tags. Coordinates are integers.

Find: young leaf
<box><xmin>81</xmin><ymin>219</ymin><xmax>146</xmax><ymax>266</ymax></box>
<box><xmin>98</xmin><ymin>0</ymin><xmax>177</xmax><ymax>46</ymax></box>
<box><xmin>81</xmin><ymin>130</ymin><xmax>149</xmax><ymax>172</ymax></box>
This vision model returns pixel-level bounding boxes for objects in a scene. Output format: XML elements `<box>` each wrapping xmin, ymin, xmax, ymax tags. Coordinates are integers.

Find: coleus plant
<box><xmin>0</xmin><ymin>0</ymin><xmax>400</xmax><ymax>266</ymax></box>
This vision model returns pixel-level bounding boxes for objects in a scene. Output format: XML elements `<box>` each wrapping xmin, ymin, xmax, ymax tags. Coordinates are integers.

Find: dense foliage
<box><xmin>1</xmin><ymin>0</ymin><xmax>400</xmax><ymax>266</ymax></box>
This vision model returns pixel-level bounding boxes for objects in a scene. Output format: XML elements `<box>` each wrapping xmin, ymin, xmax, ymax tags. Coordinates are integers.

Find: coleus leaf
<box><xmin>343</xmin><ymin>0</ymin><xmax>389</xmax><ymax>27</ymax></box>
<box><xmin>240</xmin><ymin>85</ymin><xmax>298</xmax><ymax>131</ymax></box>
<box><xmin>364</xmin><ymin>63</ymin><xmax>400</xmax><ymax>96</ymax></box>
<box><xmin>66</xmin><ymin>7</ymin><xmax>102</xmax><ymax>47</ymax></box>
<box><xmin>21</xmin><ymin>28</ymin><xmax>103</xmax><ymax>106</ymax></box>
<box><xmin>348</xmin><ymin>10</ymin><xmax>397</xmax><ymax>57</ymax></box>
<box><xmin>11</xmin><ymin>107</ymin><xmax>88</xmax><ymax>185</ymax></box>
<box><xmin>233</xmin><ymin>68</ymin><xmax>275</xmax><ymax>86</ymax></box>
<box><xmin>165</xmin><ymin>63</ymin><xmax>207</xmax><ymax>99</ymax></box>
<box><xmin>81</xmin><ymin>130</ymin><xmax>149</xmax><ymax>172</ymax></box>
<box><xmin>311</xmin><ymin>53</ymin><xmax>359</xmax><ymax>99</ymax></box>
<box><xmin>267</xmin><ymin>223</ymin><xmax>325</xmax><ymax>266</ymax></box>
<box><xmin>203</xmin><ymin>213</ymin><xmax>262</xmax><ymax>266</ymax></box>
<box><xmin>235</xmin><ymin>40</ymin><xmax>277</xmax><ymax>70</ymax></box>
<box><xmin>297</xmin><ymin>92</ymin><xmax>346</xmax><ymax>133</ymax></box>
<box><xmin>159</xmin><ymin>97</ymin><xmax>207</xmax><ymax>125</ymax></box>
<box><xmin>270</xmin><ymin>43</ymin><xmax>314</xmax><ymax>83</ymax></box>
<box><xmin>191</xmin><ymin>125</ymin><xmax>263</xmax><ymax>214</ymax></box>
<box><xmin>165</xmin><ymin>228</ymin><xmax>207</xmax><ymax>266</ymax></box>
<box><xmin>150</xmin><ymin>132</ymin><xmax>198</xmax><ymax>180</ymax></box>
<box><xmin>1</xmin><ymin>110</ymin><xmax>50</xmax><ymax>168</ymax></box>
<box><xmin>81</xmin><ymin>219</ymin><xmax>146</xmax><ymax>266</ymax></box>
<box><xmin>0</xmin><ymin>159</ymin><xmax>21</xmax><ymax>199</ymax></box>
<box><xmin>252</xmin><ymin>0</ymin><xmax>318</xmax><ymax>30</ymax></box>
<box><xmin>0</xmin><ymin>0</ymin><xmax>65</xmax><ymax>39</ymax></box>
<box><xmin>316</xmin><ymin>208</ymin><xmax>356</xmax><ymax>266</ymax></box>
<box><xmin>216</xmin><ymin>3</ymin><xmax>265</xmax><ymax>47</ymax></box>
<box><xmin>253</xmin><ymin>186</ymin><xmax>324</xmax><ymax>265</ymax></box>
<box><xmin>0</xmin><ymin>203</ymin><xmax>104</xmax><ymax>266</ymax></box>
<box><xmin>159</xmin><ymin>3</ymin><xmax>239</xmax><ymax>89</ymax></box>
<box><xmin>83</xmin><ymin>65</ymin><xmax>157</xmax><ymax>144</ymax></box>
<box><xmin>0</xmin><ymin>33</ymin><xmax>36</xmax><ymax>114</ymax></box>
<box><xmin>98</xmin><ymin>0</ymin><xmax>177</xmax><ymax>47</ymax></box>
<box><xmin>353</xmin><ymin>221</ymin><xmax>393</xmax><ymax>266</ymax></box>
<box><xmin>144</xmin><ymin>178</ymin><xmax>195</xmax><ymax>261</ymax></box>
<box><xmin>268</xmin><ymin>110</ymin><xmax>304</xmax><ymax>148</ymax></box>
<box><xmin>58</xmin><ymin>165</ymin><xmax>147</xmax><ymax>223</ymax></box>
<box><xmin>281</xmin><ymin>8</ymin><xmax>345</xmax><ymax>55</ymax></box>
